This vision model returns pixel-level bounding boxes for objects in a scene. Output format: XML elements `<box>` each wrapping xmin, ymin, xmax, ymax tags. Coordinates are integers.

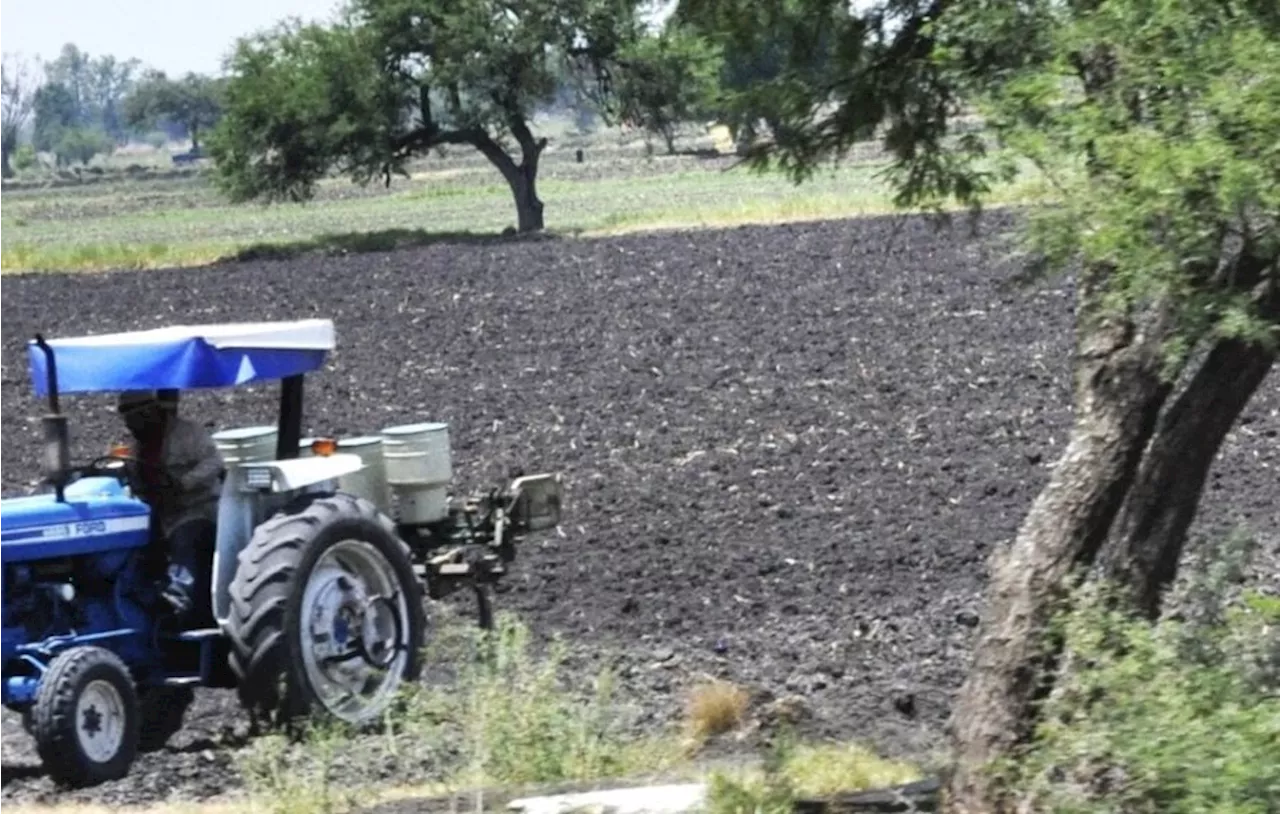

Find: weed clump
<box><xmin>685</xmin><ymin>679</ymin><xmax>751</xmax><ymax>741</ymax></box>
<box><xmin>1001</xmin><ymin>529</ymin><xmax>1280</xmax><ymax>813</ymax></box>
<box><xmin>238</xmin><ymin>609</ymin><xmax>682</xmax><ymax>813</ymax></box>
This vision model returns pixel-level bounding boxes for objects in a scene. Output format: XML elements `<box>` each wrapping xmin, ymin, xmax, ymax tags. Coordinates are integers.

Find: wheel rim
<box><xmin>76</xmin><ymin>679</ymin><xmax>127</xmax><ymax>764</ymax></box>
<box><xmin>299</xmin><ymin>539</ymin><xmax>413</xmax><ymax>723</ymax></box>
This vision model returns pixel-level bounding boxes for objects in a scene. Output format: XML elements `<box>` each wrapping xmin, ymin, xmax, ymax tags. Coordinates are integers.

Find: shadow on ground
<box><xmin>231</xmin><ymin>227</ymin><xmax>560</xmax><ymax>263</ymax></box>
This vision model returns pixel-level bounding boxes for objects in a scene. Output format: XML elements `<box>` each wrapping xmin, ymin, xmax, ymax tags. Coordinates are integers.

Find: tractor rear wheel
<box><xmin>225</xmin><ymin>492</ymin><xmax>425</xmax><ymax>729</ymax></box>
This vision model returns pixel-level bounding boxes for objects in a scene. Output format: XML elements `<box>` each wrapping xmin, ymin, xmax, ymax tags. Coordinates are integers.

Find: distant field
<box><xmin>0</xmin><ymin>125</ymin><xmax>1047</xmax><ymax>274</ymax></box>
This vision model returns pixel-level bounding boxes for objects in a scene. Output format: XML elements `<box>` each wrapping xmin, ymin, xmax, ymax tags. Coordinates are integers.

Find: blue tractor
<box><xmin>1</xmin><ymin>319</ymin><xmax>563</xmax><ymax>786</ymax></box>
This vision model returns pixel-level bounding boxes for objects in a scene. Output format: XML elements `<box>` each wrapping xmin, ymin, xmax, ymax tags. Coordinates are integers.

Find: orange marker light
<box><xmin>311</xmin><ymin>438</ymin><xmax>338</xmax><ymax>457</ymax></box>
<box><xmin>109</xmin><ymin>442</ymin><xmax>132</xmax><ymax>458</ymax></box>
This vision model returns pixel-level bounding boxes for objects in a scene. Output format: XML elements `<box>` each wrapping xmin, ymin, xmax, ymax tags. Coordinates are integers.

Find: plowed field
<box><xmin>3</xmin><ymin>213</ymin><xmax>1275</xmax><ymax>805</ymax></box>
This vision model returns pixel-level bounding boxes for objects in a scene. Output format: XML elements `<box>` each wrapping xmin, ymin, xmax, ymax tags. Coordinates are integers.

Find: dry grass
<box><xmin>684</xmin><ymin>679</ymin><xmax>751</xmax><ymax>741</ymax></box>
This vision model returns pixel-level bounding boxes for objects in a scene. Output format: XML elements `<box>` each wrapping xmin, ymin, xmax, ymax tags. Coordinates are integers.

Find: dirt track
<box><xmin>2</xmin><ymin>213</ymin><xmax>1276</xmax><ymax>805</ymax></box>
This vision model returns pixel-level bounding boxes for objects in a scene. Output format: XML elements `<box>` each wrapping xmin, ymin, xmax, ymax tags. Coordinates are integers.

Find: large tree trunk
<box><xmin>943</xmin><ymin>270</ymin><xmax>1180</xmax><ymax>813</ymax></box>
<box><xmin>509</xmin><ymin>163</ymin><xmax>544</xmax><ymax>233</ymax></box>
<box><xmin>1104</xmin><ymin>339</ymin><xmax>1277</xmax><ymax>619</ymax></box>
<box><xmin>469</xmin><ymin>116</ymin><xmax>547</xmax><ymax>233</ymax></box>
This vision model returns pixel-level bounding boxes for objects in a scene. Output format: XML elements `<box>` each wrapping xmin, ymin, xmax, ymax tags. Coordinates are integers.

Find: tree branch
<box><xmin>392</xmin><ymin>125</ymin><xmax>489</xmax><ymax>158</ymax></box>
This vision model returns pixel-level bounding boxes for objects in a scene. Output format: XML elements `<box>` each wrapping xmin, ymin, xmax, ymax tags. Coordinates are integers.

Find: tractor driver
<box><xmin>116</xmin><ymin>390</ymin><xmax>225</xmax><ymax>622</ymax></box>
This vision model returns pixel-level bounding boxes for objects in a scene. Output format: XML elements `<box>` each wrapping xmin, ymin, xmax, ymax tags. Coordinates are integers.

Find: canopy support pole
<box><xmin>276</xmin><ymin>375</ymin><xmax>304</xmax><ymax>460</ymax></box>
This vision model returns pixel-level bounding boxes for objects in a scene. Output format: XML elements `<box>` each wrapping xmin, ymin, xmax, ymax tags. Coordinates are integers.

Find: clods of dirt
<box><xmin>2</xmin><ymin>213</ymin><xmax>1275</xmax><ymax>805</ymax></box>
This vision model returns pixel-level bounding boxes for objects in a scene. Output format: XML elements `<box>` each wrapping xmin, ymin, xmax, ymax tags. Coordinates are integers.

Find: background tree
<box><xmin>2</xmin><ymin>54</ymin><xmax>38</xmax><ymax>178</ymax></box>
<box><xmin>42</xmin><ymin>43</ymin><xmax>140</xmax><ymax>142</ymax></box>
<box><xmin>125</xmin><ymin>71</ymin><xmax>225</xmax><ymax>151</ymax></box>
<box><xmin>210</xmin><ymin>0</ymin><xmax>646</xmax><ymax>233</ymax></box>
<box><xmin>672</xmin><ymin>0</ymin><xmax>837</xmax><ymax>153</ymax></box>
<box><xmin>32</xmin><ymin>82</ymin><xmax>79</xmax><ymax>152</ymax></box>
<box><xmin>680</xmin><ymin>0</ymin><xmax>1279</xmax><ymax>811</ymax></box>
<box><xmin>51</xmin><ymin>126</ymin><xmax>114</xmax><ymax>167</ymax></box>
<box><xmin>611</xmin><ymin>22</ymin><xmax>723</xmax><ymax>153</ymax></box>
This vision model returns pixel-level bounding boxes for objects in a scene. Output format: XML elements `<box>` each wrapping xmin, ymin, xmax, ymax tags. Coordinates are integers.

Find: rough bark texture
<box><xmin>470</xmin><ymin>117</ymin><xmax>547</xmax><ymax>233</ymax></box>
<box><xmin>943</xmin><ymin>271</ymin><xmax>1179</xmax><ymax>813</ymax></box>
<box><xmin>510</xmin><ymin>167</ymin><xmax>545</xmax><ymax>232</ymax></box>
<box><xmin>1104</xmin><ymin>337</ymin><xmax>1277</xmax><ymax>618</ymax></box>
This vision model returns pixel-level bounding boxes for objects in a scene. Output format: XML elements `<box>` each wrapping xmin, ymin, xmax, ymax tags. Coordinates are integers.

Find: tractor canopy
<box><xmin>27</xmin><ymin>319</ymin><xmax>335</xmax><ymax>396</ymax></box>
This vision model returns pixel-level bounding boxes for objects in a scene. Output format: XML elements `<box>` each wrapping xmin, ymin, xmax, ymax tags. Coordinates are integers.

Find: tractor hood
<box><xmin>0</xmin><ymin>478</ymin><xmax>151</xmax><ymax>564</ymax></box>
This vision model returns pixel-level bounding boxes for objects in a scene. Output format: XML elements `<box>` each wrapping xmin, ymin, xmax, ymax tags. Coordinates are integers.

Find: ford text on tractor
<box><xmin>0</xmin><ymin>320</ymin><xmax>563</xmax><ymax>786</ymax></box>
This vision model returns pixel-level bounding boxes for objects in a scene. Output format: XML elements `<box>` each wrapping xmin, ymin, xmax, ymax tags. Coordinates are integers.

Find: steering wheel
<box><xmin>72</xmin><ymin>454</ymin><xmax>182</xmax><ymax>495</ymax></box>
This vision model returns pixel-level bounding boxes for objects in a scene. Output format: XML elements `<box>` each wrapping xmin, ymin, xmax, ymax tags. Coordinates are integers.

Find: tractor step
<box><xmin>170</xmin><ymin>628</ymin><xmax>223</xmax><ymax>642</ymax></box>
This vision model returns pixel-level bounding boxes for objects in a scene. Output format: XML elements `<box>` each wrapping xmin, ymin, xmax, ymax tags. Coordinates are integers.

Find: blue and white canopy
<box><xmin>27</xmin><ymin>319</ymin><xmax>336</xmax><ymax>396</ymax></box>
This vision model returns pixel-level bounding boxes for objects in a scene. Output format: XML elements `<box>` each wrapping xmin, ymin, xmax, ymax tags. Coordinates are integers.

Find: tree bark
<box><xmin>468</xmin><ymin>120</ymin><xmax>546</xmax><ymax>233</ymax></box>
<box><xmin>943</xmin><ymin>271</ymin><xmax>1179</xmax><ymax>813</ymax></box>
<box><xmin>510</xmin><ymin>167</ymin><xmax>544</xmax><ymax>232</ymax></box>
<box><xmin>1103</xmin><ymin>337</ymin><xmax>1276</xmax><ymax>619</ymax></box>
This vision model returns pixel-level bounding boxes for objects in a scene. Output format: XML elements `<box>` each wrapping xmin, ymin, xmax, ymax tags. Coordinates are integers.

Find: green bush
<box><xmin>1004</xmin><ymin>532</ymin><xmax>1280</xmax><ymax>813</ymax></box>
<box><xmin>427</xmin><ymin>613</ymin><xmax>677</xmax><ymax>787</ymax></box>
<box><xmin>12</xmin><ymin>143</ymin><xmax>37</xmax><ymax>172</ymax></box>
<box><xmin>238</xmin><ymin>610</ymin><xmax>680</xmax><ymax>814</ymax></box>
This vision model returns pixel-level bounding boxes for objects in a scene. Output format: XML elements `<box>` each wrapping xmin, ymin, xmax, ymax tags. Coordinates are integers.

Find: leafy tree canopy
<box><xmin>210</xmin><ymin>0</ymin><xmax>647</xmax><ymax>231</ymax></box>
<box><xmin>610</xmin><ymin>21</ymin><xmax>724</xmax><ymax>153</ymax></box>
<box><xmin>124</xmin><ymin>71</ymin><xmax>225</xmax><ymax>150</ymax></box>
<box><xmin>43</xmin><ymin>43</ymin><xmax>140</xmax><ymax>140</ymax></box>
<box><xmin>672</xmin><ymin>0</ymin><xmax>842</xmax><ymax>149</ymax></box>
<box><xmin>680</xmin><ymin>1</ymin><xmax>1278</xmax><ymax>810</ymax></box>
<box><xmin>32</xmin><ymin>81</ymin><xmax>79</xmax><ymax>152</ymax></box>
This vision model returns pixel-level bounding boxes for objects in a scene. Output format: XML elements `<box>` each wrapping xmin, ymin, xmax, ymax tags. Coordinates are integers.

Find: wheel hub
<box><xmin>300</xmin><ymin>540</ymin><xmax>411</xmax><ymax>723</ymax></box>
<box><xmin>76</xmin><ymin>679</ymin><xmax>126</xmax><ymax>763</ymax></box>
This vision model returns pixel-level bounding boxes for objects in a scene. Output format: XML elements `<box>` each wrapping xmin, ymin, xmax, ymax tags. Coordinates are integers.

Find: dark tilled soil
<box><xmin>2</xmin><ymin>214</ymin><xmax>1276</xmax><ymax>805</ymax></box>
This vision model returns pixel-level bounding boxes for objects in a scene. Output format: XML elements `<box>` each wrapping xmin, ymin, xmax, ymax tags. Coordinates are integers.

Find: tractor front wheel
<box><xmin>226</xmin><ymin>492</ymin><xmax>425</xmax><ymax>729</ymax></box>
<box><xmin>32</xmin><ymin>646</ymin><xmax>140</xmax><ymax>786</ymax></box>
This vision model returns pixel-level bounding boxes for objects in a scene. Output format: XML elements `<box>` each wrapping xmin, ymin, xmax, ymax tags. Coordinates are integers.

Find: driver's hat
<box><xmin>117</xmin><ymin>390</ymin><xmax>159</xmax><ymax>414</ymax></box>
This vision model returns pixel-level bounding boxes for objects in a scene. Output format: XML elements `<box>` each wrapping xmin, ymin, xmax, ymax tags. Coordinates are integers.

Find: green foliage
<box><xmin>413</xmin><ymin>612</ymin><xmax>677</xmax><ymax>787</ymax></box>
<box><xmin>613</xmin><ymin>24</ymin><xmax>724</xmax><ymax>152</ymax></box>
<box><xmin>52</xmin><ymin>126</ymin><xmax>113</xmax><ymax>166</ymax></box>
<box><xmin>674</xmin><ymin>0</ymin><xmax>898</xmax><ymax>160</ymax></box>
<box><xmin>705</xmin><ymin>733</ymin><xmax>922</xmax><ymax>814</ymax></box>
<box><xmin>706</xmin><ymin>729</ymin><xmax>800</xmax><ymax>814</ymax></box>
<box><xmin>41</xmin><ymin>43</ymin><xmax>141</xmax><ymax>141</ymax></box>
<box><xmin>124</xmin><ymin>71</ymin><xmax>224</xmax><ymax>149</ymax></box>
<box><xmin>12</xmin><ymin>142</ymin><xmax>37</xmax><ymax>171</ymax></box>
<box><xmin>209</xmin><ymin>0</ymin><xmax>645</xmax><ymax>227</ymax></box>
<box><xmin>235</xmin><ymin>611</ymin><xmax>678</xmax><ymax>814</ymax></box>
<box><xmin>240</xmin><ymin>720</ymin><xmax>367</xmax><ymax>814</ymax></box>
<box><xmin>673</xmin><ymin>0</ymin><xmax>840</xmax><ymax>148</ymax></box>
<box><xmin>999</xmin><ymin>535</ymin><xmax>1280</xmax><ymax>813</ymax></box>
<box><xmin>209</xmin><ymin>20</ymin><xmax>385</xmax><ymax>203</ymax></box>
<box><xmin>33</xmin><ymin>82</ymin><xmax>79</xmax><ymax>151</ymax></box>
<box><xmin>935</xmin><ymin>0</ymin><xmax>1280</xmax><ymax>352</ymax></box>
<box><xmin>690</xmin><ymin>0</ymin><xmax>1280</xmax><ymax>357</ymax></box>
